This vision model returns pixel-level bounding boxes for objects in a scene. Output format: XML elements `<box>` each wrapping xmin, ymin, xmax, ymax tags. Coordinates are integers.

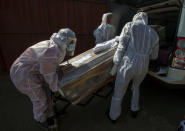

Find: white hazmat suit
<box><xmin>109</xmin><ymin>12</ymin><xmax>159</xmax><ymax>120</ymax></box>
<box><xmin>10</xmin><ymin>28</ymin><xmax>76</xmax><ymax>122</ymax></box>
<box><xmin>94</xmin><ymin>13</ymin><xmax>116</xmax><ymax>45</ymax></box>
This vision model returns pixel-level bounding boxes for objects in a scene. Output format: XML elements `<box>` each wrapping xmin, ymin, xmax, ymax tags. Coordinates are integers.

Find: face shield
<box><xmin>51</xmin><ymin>28</ymin><xmax>77</xmax><ymax>57</ymax></box>
<box><xmin>66</xmin><ymin>37</ymin><xmax>77</xmax><ymax>57</ymax></box>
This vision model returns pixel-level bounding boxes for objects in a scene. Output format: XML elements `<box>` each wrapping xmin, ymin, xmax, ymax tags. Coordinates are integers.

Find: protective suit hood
<box><xmin>132</xmin><ymin>12</ymin><xmax>148</xmax><ymax>25</ymax></box>
<box><xmin>50</xmin><ymin>28</ymin><xmax>77</xmax><ymax>56</ymax></box>
<box><xmin>99</xmin><ymin>13</ymin><xmax>113</xmax><ymax>29</ymax></box>
<box><xmin>50</xmin><ymin>28</ymin><xmax>76</xmax><ymax>50</ymax></box>
<box><xmin>94</xmin><ymin>13</ymin><xmax>116</xmax><ymax>44</ymax></box>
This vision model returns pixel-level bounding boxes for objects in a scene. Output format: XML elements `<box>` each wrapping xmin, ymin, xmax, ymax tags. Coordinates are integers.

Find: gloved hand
<box><xmin>110</xmin><ymin>64</ymin><xmax>118</xmax><ymax>76</ymax></box>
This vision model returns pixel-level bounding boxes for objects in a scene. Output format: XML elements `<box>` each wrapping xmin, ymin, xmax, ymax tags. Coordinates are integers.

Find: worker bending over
<box><xmin>10</xmin><ymin>28</ymin><xmax>77</xmax><ymax>129</ymax></box>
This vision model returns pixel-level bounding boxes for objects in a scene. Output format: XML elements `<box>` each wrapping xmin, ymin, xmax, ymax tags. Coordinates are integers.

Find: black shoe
<box><xmin>105</xmin><ymin>109</ymin><xmax>118</xmax><ymax>124</ymax></box>
<box><xmin>38</xmin><ymin>121</ymin><xmax>49</xmax><ymax>129</ymax></box>
<box><xmin>39</xmin><ymin>116</ymin><xmax>58</xmax><ymax>129</ymax></box>
<box><xmin>178</xmin><ymin>126</ymin><xmax>183</xmax><ymax>131</ymax></box>
<box><xmin>131</xmin><ymin>111</ymin><xmax>138</xmax><ymax>118</ymax></box>
<box><xmin>47</xmin><ymin>116</ymin><xmax>58</xmax><ymax>129</ymax></box>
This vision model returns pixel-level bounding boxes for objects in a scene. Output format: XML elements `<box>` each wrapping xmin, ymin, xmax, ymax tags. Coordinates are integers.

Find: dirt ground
<box><xmin>0</xmin><ymin>73</ymin><xmax>185</xmax><ymax>131</ymax></box>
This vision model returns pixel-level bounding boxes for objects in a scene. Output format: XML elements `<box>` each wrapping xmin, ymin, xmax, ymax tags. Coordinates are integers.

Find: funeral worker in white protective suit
<box><xmin>108</xmin><ymin>12</ymin><xmax>159</xmax><ymax>122</ymax></box>
<box><xmin>94</xmin><ymin>13</ymin><xmax>116</xmax><ymax>45</ymax></box>
<box><xmin>10</xmin><ymin>28</ymin><xmax>77</xmax><ymax>129</ymax></box>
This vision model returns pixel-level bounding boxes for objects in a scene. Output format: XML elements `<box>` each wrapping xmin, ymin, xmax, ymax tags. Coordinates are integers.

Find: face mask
<box><xmin>66</xmin><ymin>44</ymin><xmax>75</xmax><ymax>56</ymax></box>
<box><xmin>67</xmin><ymin>43</ymin><xmax>75</xmax><ymax>52</ymax></box>
<box><xmin>106</xmin><ymin>24</ymin><xmax>113</xmax><ymax>28</ymax></box>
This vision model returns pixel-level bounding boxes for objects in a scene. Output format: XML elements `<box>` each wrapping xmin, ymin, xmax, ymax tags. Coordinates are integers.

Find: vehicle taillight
<box><xmin>171</xmin><ymin>38</ymin><xmax>185</xmax><ymax>69</ymax></box>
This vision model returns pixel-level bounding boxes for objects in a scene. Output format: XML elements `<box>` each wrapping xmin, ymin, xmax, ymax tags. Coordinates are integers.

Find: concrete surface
<box><xmin>0</xmin><ymin>73</ymin><xmax>185</xmax><ymax>131</ymax></box>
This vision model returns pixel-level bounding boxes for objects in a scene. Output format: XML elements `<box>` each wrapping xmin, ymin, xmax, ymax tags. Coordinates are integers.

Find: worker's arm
<box><xmin>110</xmin><ymin>22</ymin><xmax>132</xmax><ymax>76</ymax></box>
<box><xmin>93</xmin><ymin>37</ymin><xmax>119</xmax><ymax>54</ymax></box>
<box><xmin>113</xmin><ymin>22</ymin><xmax>132</xmax><ymax>65</ymax></box>
<box><xmin>39</xmin><ymin>57</ymin><xmax>59</xmax><ymax>92</ymax></box>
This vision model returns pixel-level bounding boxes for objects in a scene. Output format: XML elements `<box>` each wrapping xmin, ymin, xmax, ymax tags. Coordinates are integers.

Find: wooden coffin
<box><xmin>58</xmin><ymin>47</ymin><xmax>116</xmax><ymax>105</ymax></box>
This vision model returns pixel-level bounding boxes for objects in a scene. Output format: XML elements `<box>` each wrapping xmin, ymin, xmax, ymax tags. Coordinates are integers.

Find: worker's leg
<box><xmin>131</xmin><ymin>73</ymin><xmax>146</xmax><ymax>112</ymax></box>
<box><xmin>27</xmin><ymin>87</ymin><xmax>49</xmax><ymax>123</ymax></box>
<box><xmin>29</xmin><ymin>86</ymin><xmax>58</xmax><ymax>129</ymax></box>
<box><xmin>10</xmin><ymin>65</ymin><xmax>55</xmax><ymax>127</ymax></box>
<box><xmin>13</xmin><ymin>77</ymin><xmax>49</xmax><ymax>122</ymax></box>
<box><xmin>40</xmin><ymin>83</ymin><xmax>58</xmax><ymax>129</ymax></box>
<box><xmin>109</xmin><ymin>65</ymin><xmax>133</xmax><ymax>120</ymax></box>
<box><xmin>14</xmin><ymin>78</ymin><xmax>57</xmax><ymax>127</ymax></box>
<box><xmin>44</xmin><ymin>85</ymin><xmax>54</xmax><ymax>118</ymax></box>
<box><xmin>131</xmin><ymin>81</ymin><xmax>140</xmax><ymax>112</ymax></box>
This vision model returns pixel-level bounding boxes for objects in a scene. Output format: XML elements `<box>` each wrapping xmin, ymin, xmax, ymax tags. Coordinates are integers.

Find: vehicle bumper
<box><xmin>148</xmin><ymin>67</ymin><xmax>185</xmax><ymax>86</ymax></box>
